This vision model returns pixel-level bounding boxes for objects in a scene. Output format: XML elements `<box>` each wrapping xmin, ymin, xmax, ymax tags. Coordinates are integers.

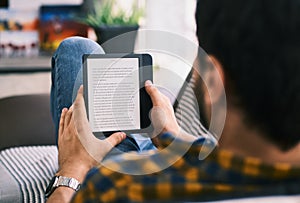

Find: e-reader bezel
<box><xmin>82</xmin><ymin>53</ymin><xmax>153</xmax><ymax>137</ymax></box>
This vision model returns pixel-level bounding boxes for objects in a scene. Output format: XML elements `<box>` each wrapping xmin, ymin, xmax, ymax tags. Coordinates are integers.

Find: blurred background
<box><xmin>0</xmin><ymin>0</ymin><xmax>197</xmax><ymax>100</ymax></box>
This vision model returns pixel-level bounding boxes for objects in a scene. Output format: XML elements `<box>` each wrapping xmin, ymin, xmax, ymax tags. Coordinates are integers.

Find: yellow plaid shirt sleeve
<box><xmin>71</xmin><ymin>133</ymin><xmax>300</xmax><ymax>202</ymax></box>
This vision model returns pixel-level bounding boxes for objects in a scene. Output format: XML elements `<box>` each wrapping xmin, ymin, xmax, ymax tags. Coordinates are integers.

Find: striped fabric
<box><xmin>174</xmin><ymin>70</ymin><xmax>212</xmax><ymax>140</ymax></box>
<box><xmin>0</xmin><ymin>146</ymin><xmax>58</xmax><ymax>203</ymax></box>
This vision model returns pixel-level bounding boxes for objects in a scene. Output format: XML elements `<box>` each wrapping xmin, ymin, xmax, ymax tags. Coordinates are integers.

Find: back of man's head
<box><xmin>195</xmin><ymin>0</ymin><xmax>300</xmax><ymax>151</ymax></box>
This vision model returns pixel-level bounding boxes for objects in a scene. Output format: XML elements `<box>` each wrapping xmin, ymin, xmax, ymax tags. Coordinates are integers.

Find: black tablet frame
<box><xmin>82</xmin><ymin>53</ymin><xmax>153</xmax><ymax>137</ymax></box>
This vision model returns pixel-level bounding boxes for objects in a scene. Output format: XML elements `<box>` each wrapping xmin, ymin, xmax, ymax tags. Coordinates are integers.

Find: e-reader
<box><xmin>83</xmin><ymin>53</ymin><xmax>153</xmax><ymax>137</ymax></box>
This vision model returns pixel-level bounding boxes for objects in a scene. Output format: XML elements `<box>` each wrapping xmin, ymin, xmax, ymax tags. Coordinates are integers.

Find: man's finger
<box><xmin>76</xmin><ymin>85</ymin><xmax>84</xmax><ymax>100</ymax></box>
<box><xmin>74</xmin><ymin>85</ymin><xmax>88</xmax><ymax>121</ymax></box>
<box><xmin>145</xmin><ymin>80</ymin><xmax>162</xmax><ymax>106</ymax></box>
<box><xmin>105</xmin><ymin>132</ymin><xmax>126</xmax><ymax>149</ymax></box>
<box><xmin>64</xmin><ymin>105</ymin><xmax>73</xmax><ymax>126</ymax></box>
<box><xmin>58</xmin><ymin>108</ymin><xmax>67</xmax><ymax>141</ymax></box>
<box><xmin>85</xmin><ymin>132</ymin><xmax>126</xmax><ymax>161</ymax></box>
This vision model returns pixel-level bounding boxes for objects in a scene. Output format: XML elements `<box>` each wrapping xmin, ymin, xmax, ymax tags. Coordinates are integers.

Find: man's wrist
<box><xmin>56</xmin><ymin>164</ymin><xmax>91</xmax><ymax>183</ymax></box>
<box><xmin>165</xmin><ymin>124</ymin><xmax>181</xmax><ymax>137</ymax></box>
<box><xmin>177</xmin><ymin>129</ymin><xmax>198</xmax><ymax>142</ymax></box>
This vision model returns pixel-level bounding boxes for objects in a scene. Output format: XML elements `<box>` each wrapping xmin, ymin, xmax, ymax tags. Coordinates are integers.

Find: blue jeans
<box><xmin>50</xmin><ymin>36</ymin><xmax>150</xmax><ymax>152</ymax></box>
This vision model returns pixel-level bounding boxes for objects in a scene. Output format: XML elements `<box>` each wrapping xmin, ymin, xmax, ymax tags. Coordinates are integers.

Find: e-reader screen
<box><xmin>83</xmin><ymin>54</ymin><xmax>153</xmax><ymax>135</ymax></box>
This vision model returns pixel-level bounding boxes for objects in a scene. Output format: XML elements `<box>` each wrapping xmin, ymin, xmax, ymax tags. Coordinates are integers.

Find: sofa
<box><xmin>0</xmin><ymin>94</ymin><xmax>55</xmax><ymax>150</ymax></box>
<box><xmin>0</xmin><ymin>94</ymin><xmax>57</xmax><ymax>202</ymax></box>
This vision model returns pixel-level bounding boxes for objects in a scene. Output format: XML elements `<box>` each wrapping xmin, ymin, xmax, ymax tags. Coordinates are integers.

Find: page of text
<box><xmin>87</xmin><ymin>57</ymin><xmax>140</xmax><ymax>132</ymax></box>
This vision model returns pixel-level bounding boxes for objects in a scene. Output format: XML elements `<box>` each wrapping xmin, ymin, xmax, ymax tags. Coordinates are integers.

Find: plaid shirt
<box><xmin>71</xmin><ymin>133</ymin><xmax>300</xmax><ymax>202</ymax></box>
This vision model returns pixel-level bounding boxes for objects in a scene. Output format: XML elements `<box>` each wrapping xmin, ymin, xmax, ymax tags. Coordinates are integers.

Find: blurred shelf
<box><xmin>0</xmin><ymin>55</ymin><xmax>52</xmax><ymax>74</ymax></box>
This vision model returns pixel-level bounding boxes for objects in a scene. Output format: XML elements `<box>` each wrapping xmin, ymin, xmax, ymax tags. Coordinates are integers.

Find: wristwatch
<box><xmin>45</xmin><ymin>176</ymin><xmax>81</xmax><ymax>198</ymax></box>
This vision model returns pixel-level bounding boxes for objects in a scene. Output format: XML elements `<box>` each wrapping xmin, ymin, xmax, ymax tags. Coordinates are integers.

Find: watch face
<box><xmin>45</xmin><ymin>176</ymin><xmax>57</xmax><ymax>197</ymax></box>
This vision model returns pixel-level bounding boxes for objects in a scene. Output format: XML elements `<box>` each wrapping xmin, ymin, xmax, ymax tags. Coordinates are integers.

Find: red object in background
<box><xmin>39</xmin><ymin>5</ymin><xmax>88</xmax><ymax>52</ymax></box>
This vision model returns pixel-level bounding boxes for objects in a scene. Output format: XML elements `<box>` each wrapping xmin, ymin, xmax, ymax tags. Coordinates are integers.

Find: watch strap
<box><xmin>55</xmin><ymin>176</ymin><xmax>81</xmax><ymax>191</ymax></box>
<box><xmin>45</xmin><ymin>176</ymin><xmax>81</xmax><ymax>198</ymax></box>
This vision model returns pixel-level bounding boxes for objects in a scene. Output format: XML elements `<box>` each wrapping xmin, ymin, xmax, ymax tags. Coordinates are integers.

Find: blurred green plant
<box><xmin>83</xmin><ymin>0</ymin><xmax>144</xmax><ymax>27</ymax></box>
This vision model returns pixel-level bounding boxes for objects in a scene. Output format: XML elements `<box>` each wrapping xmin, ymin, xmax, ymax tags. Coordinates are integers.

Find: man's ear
<box><xmin>203</xmin><ymin>55</ymin><xmax>225</xmax><ymax>105</ymax></box>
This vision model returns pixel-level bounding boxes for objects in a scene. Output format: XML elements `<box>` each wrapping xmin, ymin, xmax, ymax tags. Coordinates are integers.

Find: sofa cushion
<box><xmin>0</xmin><ymin>94</ymin><xmax>55</xmax><ymax>150</ymax></box>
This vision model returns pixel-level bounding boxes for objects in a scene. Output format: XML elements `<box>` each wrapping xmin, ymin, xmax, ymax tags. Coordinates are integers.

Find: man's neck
<box><xmin>218</xmin><ymin>108</ymin><xmax>300</xmax><ymax>166</ymax></box>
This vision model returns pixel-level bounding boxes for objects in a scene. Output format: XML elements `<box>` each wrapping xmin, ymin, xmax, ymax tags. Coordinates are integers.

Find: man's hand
<box><xmin>145</xmin><ymin>80</ymin><xmax>181</xmax><ymax>147</ymax></box>
<box><xmin>47</xmin><ymin>86</ymin><xmax>126</xmax><ymax>202</ymax></box>
<box><xmin>145</xmin><ymin>81</ymin><xmax>197</xmax><ymax>148</ymax></box>
<box><xmin>57</xmin><ymin>85</ymin><xmax>126</xmax><ymax>181</ymax></box>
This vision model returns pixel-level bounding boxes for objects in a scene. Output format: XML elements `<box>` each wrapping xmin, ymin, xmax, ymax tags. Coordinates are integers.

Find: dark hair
<box><xmin>195</xmin><ymin>0</ymin><xmax>300</xmax><ymax>151</ymax></box>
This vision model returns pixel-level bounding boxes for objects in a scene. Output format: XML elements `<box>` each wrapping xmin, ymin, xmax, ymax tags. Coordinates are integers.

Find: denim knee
<box><xmin>55</xmin><ymin>36</ymin><xmax>105</xmax><ymax>57</ymax></box>
<box><xmin>51</xmin><ymin>37</ymin><xmax>104</xmax><ymax>139</ymax></box>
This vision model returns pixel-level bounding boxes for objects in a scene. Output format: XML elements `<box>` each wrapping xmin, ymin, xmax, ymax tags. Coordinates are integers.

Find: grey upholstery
<box><xmin>0</xmin><ymin>94</ymin><xmax>55</xmax><ymax>150</ymax></box>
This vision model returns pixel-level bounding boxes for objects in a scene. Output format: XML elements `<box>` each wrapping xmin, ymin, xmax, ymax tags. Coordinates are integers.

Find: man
<box><xmin>47</xmin><ymin>0</ymin><xmax>300</xmax><ymax>202</ymax></box>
